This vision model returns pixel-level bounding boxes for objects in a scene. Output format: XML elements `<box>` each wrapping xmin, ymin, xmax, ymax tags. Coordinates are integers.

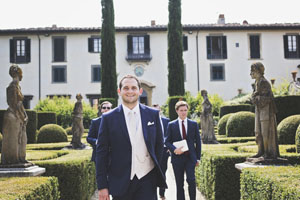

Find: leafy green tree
<box><xmin>167</xmin><ymin>0</ymin><xmax>185</xmax><ymax>96</ymax></box>
<box><xmin>101</xmin><ymin>0</ymin><xmax>118</xmax><ymax>102</ymax></box>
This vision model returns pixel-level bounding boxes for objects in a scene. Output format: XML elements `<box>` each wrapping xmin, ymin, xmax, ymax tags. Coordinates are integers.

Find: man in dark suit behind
<box><xmin>86</xmin><ymin>101</ymin><xmax>112</xmax><ymax>162</ymax></box>
<box><xmin>153</xmin><ymin>104</ymin><xmax>170</xmax><ymax>200</ymax></box>
<box><xmin>165</xmin><ymin>101</ymin><xmax>201</xmax><ymax>200</ymax></box>
<box><xmin>96</xmin><ymin>75</ymin><xmax>167</xmax><ymax>200</ymax></box>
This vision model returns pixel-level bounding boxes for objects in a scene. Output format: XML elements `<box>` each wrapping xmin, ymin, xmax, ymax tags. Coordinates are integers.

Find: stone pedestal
<box><xmin>0</xmin><ymin>164</ymin><xmax>46</xmax><ymax>177</ymax></box>
<box><xmin>235</xmin><ymin>157</ymin><xmax>289</xmax><ymax>172</ymax></box>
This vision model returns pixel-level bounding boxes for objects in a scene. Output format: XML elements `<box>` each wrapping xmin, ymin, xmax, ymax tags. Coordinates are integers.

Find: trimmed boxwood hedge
<box><xmin>277</xmin><ymin>115</ymin><xmax>300</xmax><ymax>144</ymax></box>
<box><xmin>37</xmin><ymin>112</ymin><xmax>57</xmax><ymax>130</ymax></box>
<box><xmin>275</xmin><ymin>95</ymin><xmax>300</xmax><ymax>124</ymax></box>
<box><xmin>219</xmin><ymin>104</ymin><xmax>254</xmax><ymax>119</ymax></box>
<box><xmin>168</xmin><ymin>96</ymin><xmax>186</xmax><ymax>121</ymax></box>
<box><xmin>241</xmin><ymin>166</ymin><xmax>300</xmax><ymax>200</ymax></box>
<box><xmin>34</xmin><ymin>149</ymin><xmax>96</xmax><ymax>200</ymax></box>
<box><xmin>37</xmin><ymin>124</ymin><xmax>68</xmax><ymax>143</ymax></box>
<box><xmin>0</xmin><ymin>176</ymin><xmax>60</xmax><ymax>200</ymax></box>
<box><xmin>296</xmin><ymin>124</ymin><xmax>300</xmax><ymax>153</ymax></box>
<box><xmin>226</xmin><ymin>112</ymin><xmax>255</xmax><ymax>137</ymax></box>
<box><xmin>217</xmin><ymin>113</ymin><xmax>233</xmax><ymax>135</ymax></box>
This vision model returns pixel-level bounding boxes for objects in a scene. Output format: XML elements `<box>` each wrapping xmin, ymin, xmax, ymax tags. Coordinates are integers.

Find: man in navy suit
<box><xmin>96</xmin><ymin>75</ymin><xmax>167</xmax><ymax>200</ymax></box>
<box><xmin>86</xmin><ymin>101</ymin><xmax>112</xmax><ymax>162</ymax></box>
<box><xmin>165</xmin><ymin>101</ymin><xmax>201</xmax><ymax>200</ymax></box>
<box><xmin>153</xmin><ymin>104</ymin><xmax>170</xmax><ymax>200</ymax></box>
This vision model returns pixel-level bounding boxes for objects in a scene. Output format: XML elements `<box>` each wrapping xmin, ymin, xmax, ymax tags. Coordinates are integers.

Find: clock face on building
<box><xmin>134</xmin><ymin>65</ymin><xmax>144</xmax><ymax>77</ymax></box>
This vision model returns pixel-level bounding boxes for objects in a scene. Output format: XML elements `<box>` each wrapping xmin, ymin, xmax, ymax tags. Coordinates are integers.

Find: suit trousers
<box><xmin>158</xmin><ymin>147</ymin><xmax>170</xmax><ymax>197</ymax></box>
<box><xmin>172</xmin><ymin>155</ymin><xmax>196</xmax><ymax>200</ymax></box>
<box><xmin>113</xmin><ymin>169</ymin><xmax>157</xmax><ymax>200</ymax></box>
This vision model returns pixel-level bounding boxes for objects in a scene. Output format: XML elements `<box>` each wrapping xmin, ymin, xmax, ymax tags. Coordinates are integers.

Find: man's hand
<box><xmin>98</xmin><ymin>188</ymin><xmax>110</xmax><ymax>200</ymax></box>
<box><xmin>174</xmin><ymin>147</ymin><xmax>184</xmax><ymax>155</ymax></box>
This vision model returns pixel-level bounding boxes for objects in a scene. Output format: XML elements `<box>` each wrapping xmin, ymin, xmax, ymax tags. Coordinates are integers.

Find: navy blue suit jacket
<box><xmin>161</xmin><ymin>117</ymin><xmax>170</xmax><ymax>138</ymax></box>
<box><xmin>96</xmin><ymin>104</ymin><xmax>167</xmax><ymax>196</ymax></box>
<box><xmin>165</xmin><ymin>119</ymin><xmax>201</xmax><ymax>164</ymax></box>
<box><xmin>87</xmin><ymin>117</ymin><xmax>101</xmax><ymax>162</ymax></box>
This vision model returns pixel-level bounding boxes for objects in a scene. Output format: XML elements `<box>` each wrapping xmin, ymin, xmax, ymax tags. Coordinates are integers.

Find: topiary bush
<box><xmin>274</xmin><ymin>96</ymin><xmax>300</xmax><ymax>124</ymax></box>
<box><xmin>296</xmin><ymin>124</ymin><xmax>300</xmax><ymax>153</ymax></box>
<box><xmin>26</xmin><ymin>110</ymin><xmax>37</xmax><ymax>144</ymax></box>
<box><xmin>219</xmin><ymin>104</ymin><xmax>254</xmax><ymax>119</ymax></box>
<box><xmin>65</xmin><ymin>127</ymin><xmax>73</xmax><ymax>135</ymax></box>
<box><xmin>277</xmin><ymin>115</ymin><xmax>300</xmax><ymax>144</ymax></box>
<box><xmin>217</xmin><ymin>113</ymin><xmax>233</xmax><ymax>135</ymax></box>
<box><xmin>37</xmin><ymin>124</ymin><xmax>68</xmax><ymax>143</ymax></box>
<box><xmin>37</xmin><ymin>112</ymin><xmax>57</xmax><ymax>130</ymax></box>
<box><xmin>0</xmin><ymin>132</ymin><xmax>2</xmax><ymax>153</ymax></box>
<box><xmin>226</xmin><ymin>111</ymin><xmax>255</xmax><ymax>137</ymax></box>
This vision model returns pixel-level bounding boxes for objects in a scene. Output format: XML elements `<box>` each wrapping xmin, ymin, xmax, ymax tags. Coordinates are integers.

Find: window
<box><xmin>249</xmin><ymin>35</ymin><xmax>261</xmax><ymax>59</ymax></box>
<box><xmin>284</xmin><ymin>35</ymin><xmax>300</xmax><ymax>59</ymax></box>
<box><xmin>184</xmin><ymin>64</ymin><xmax>187</xmax><ymax>82</ymax></box>
<box><xmin>88</xmin><ymin>37</ymin><xmax>101</xmax><ymax>53</ymax></box>
<box><xmin>52</xmin><ymin>37</ymin><xmax>66</xmax><ymax>62</ymax></box>
<box><xmin>91</xmin><ymin>65</ymin><xmax>101</xmax><ymax>82</ymax></box>
<box><xmin>183</xmin><ymin>35</ymin><xmax>188</xmax><ymax>51</ymax></box>
<box><xmin>22</xmin><ymin>95</ymin><xmax>33</xmax><ymax>109</ymax></box>
<box><xmin>10</xmin><ymin>38</ymin><xmax>31</xmax><ymax>63</ymax></box>
<box><xmin>206</xmin><ymin>36</ymin><xmax>227</xmax><ymax>59</ymax></box>
<box><xmin>210</xmin><ymin>64</ymin><xmax>225</xmax><ymax>81</ymax></box>
<box><xmin>52</xmin><ymin>66</ymin><xmax>67</xmax><ymax>83</ymax></box>
<box><xmin>126</xmin><ymin>35</ymin><xmax>151</xmax><ymax>61</ymax></box>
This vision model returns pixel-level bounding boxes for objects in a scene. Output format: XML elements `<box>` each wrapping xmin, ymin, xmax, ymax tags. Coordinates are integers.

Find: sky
<box><xmin>0</xmin><ymin>0</ymin><xmax>299</xmax><ymax>29</ymax></box>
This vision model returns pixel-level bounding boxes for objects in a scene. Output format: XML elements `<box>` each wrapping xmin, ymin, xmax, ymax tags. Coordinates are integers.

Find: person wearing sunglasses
<box><xmin>87</xmin><ymin>101</ymin><xmax>112</xmax><ymax>162</ymax></box>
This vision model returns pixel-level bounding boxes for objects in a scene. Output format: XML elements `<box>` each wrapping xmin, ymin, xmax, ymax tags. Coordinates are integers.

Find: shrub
<box><xmin>168</xmin><ymin>96</ymin><xmax>186</xmax><ymax>121</ymax></box>
<box><xmin>37</xmin><ymin>124</ymin><xmax>68</xmax><ymax>143</ymax></box>
<box><xmin>217</xmin><ymin>113</ymin><xmax>233</xmax><ymax>135</ymax></box>
<box><xmin>219</xmin><ymin>104</ymin><xmax>254</xmax><ymax>119</ymax></box>
<box><xmin>34</xmin><ymin>96</ymin><xmax>97</xmax><ymax>129</ymax></box>
<box><xmin>65</xmin><ymin>127</ymin><xmax>73</xmax><ymax>135</ymax></box>
<box><xmin>226</xmin><ymin>111</ymin><xmax>255</xmax><ymax>137</ymax></box>
<box><xmin>0</xmin><ymin>109</ymin><xmax>5</xmax><ymax>133</ymax></box>
<box><xmin>37</xmin><ymin>112</ymin><xmax>57</xmax><ymax>130</ymax></box>
<box><xmin>296</xmin><ymin>124</ymin><xmax>300</xmax><ymax>153</ymax></box>
<box><xmin>0</xmin><ymin>132</ymin><xmax>2</xmax><ymax>153</ymax></box>
<box><xmin>277</xmin><ymin>115</ymin><xmax>300</xmax><ymax>144</ymax></box>
<box><xmin>25</xmin><ymin>110</ymin><xmax>37</xmax><ymax>144</ymax></box>
<box><xmin>274</xmin><ymin>96</ymin><xmax>300</xmax><ymax>124</ymax></box>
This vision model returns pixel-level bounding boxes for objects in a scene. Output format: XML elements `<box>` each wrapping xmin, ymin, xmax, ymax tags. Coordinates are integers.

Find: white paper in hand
<box><xmin>173</xmin><ymin>139</ymin><xmax>189</xmax><ymax>152</ymax></box>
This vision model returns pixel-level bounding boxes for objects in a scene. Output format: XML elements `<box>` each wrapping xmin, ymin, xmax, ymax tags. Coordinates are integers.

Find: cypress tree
<box><xmin>100</xmin><ymin>0</ymin><xmax>118</xmax><ymax>102</ymax></box>
<box><xmin>167</xmin><ymin>0</ymin><xmax>185</xmax><ymax>96</ymax></box>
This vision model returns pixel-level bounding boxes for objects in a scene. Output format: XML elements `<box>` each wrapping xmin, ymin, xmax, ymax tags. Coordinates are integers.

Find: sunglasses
<box><xmin>102</xmin><ymin>106</ymin><xmax>111</xmax><ymax>110</ymax></box>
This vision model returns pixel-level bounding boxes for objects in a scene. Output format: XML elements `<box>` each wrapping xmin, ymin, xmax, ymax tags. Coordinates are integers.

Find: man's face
<box><xmin>101</xmin><ymin>103</ymin><xmax>112</xmax><ymax>114</ymax></box>
<box><xmin>176</xmin><ymin>105</ymin><xmax>188</xmax><ymax>120</ymax></box>
<box><xmin>250</xmin><ymin>70</ymin><xmax>259</xmax><ymax>80</ymax></box>
<box><xmin>118</xmin><ymin>78</ymin><xmax>142</xmax><ymax>105</ymax></box>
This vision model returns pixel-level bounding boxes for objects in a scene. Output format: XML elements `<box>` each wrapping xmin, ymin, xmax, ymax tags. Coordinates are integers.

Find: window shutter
<box><xmin>88</xmin><ymin>38</ymin><xmax>93</xmax><ymax>52</ymax></box>
<box><xmin>250</xmin><ymin>36</ymin><xmax>260</xmax><ymax>59</ymax></box>
<box><xmin>183</xmin><ymin>35</ymin><xmax>188</xmax><ymax>51</ymax></box>
<box><xmin>283</xmin><ymin>35</ymin><xmax>289</xmax><ymax>58</ymax></box>
<box><xmin>297</xmin><ymin>35</ymin><xmax>300</xmax><ymax>58</ymax></box>
<box><xmin>222</xmin><ymin>36</ymin><xmax>227</xmax><ymax>59</ymax></box>
<box><xmin>144</xmin><ymin>35</ymin><xmax>150</xmax><ymax>53</ymax></box>
<box><xmin>25</xmin><ymin>39</ymin><xmax>31</xmax><ymax>63</ymax></box>
<box><xmin>10</xmin><ymin>39</ymin><xmax>15</xmax><ymax>63</ymax></box>
<box><xmin>54</xmin><ymin>38</ymin><xmax>65</xmax><ymax>62</ymax></box>
<box><xmin>206</xmin><ymin>36</ymin><xmax>212</xmax><ymax>59</ymax></box>
<box><xmin>127</xmin><ymin>35</ymin><xmax>133</xmax><ymax>53</ymax></box>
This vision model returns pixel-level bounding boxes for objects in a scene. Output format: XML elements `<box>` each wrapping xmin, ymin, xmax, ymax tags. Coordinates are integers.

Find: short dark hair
<box><xmin>119</xmin><ymin>75</ymin><xmax>141</xmax><ymax>89</ymax></box>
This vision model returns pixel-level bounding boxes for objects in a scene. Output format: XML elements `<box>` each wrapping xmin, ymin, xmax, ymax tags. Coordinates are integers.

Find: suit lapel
<box><xmin>139</xmin><ymin>104</ymin><xmax>149</xmax><ymax>143</ymax></box>
<box><xmin>174</xmin><ymin>119</ymin><xmax>182</xmax><ymax>139</ymax></box>
<box><xmin>116</xmin><ymin>105</ymin><xmax>131</xmax><ymax>144</ymax></box>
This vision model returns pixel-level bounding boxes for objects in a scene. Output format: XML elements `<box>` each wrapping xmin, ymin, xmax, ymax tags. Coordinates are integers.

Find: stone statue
<box><xmin>249</xmin><ymin>62</ymin><xmax>280</xmax><ymax>160</ymax></box>
<box><xmin>200</xmin><ymin>90</ymin><xmax>218</xmax><ymax>144</ymax></box>
<box><xmin>1</xmin><ymin>65</ymin><xmax>29</xmax><ymax>165</ymax></box>
<box><xmin>71</xmin><ymin>94</ymin><xmax>85</xmax><ymax>149</ymax></box>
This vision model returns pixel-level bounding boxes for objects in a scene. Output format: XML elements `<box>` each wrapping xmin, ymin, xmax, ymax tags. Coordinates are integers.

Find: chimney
<box><xmin>243</xmin><ymin>20</ymin><xmax>248</xmax><ymax>25</ymax></box>
<box><xmin>217</xmin><ymin>14</ymin><xmax>225</xmax><ymax>25</ymax></box>
<box><xmin>151</xmin><ymin>20</ymin><xmax>156</xmax><ymax>26</ymax></box>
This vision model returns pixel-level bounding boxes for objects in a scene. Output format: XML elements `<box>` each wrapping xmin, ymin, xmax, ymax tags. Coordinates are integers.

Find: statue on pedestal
<box><xmin>248</xmin><ymin>62</ymin><xmax>282</xmax><ymax>163</ymax></box>
<box><xmin>71</xmin><ymin>94</ymin><xmax>85</xmax><ymax>149</ymax></box>
<box><xmin>1</xmin><ymin>65</ymin><xmax>30</xmax><ymax>165</ymax></box>
<box><xmin>200</xmin><ymin>90</ymin><xmax>218</xmax><ymax>144</ymax></box>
